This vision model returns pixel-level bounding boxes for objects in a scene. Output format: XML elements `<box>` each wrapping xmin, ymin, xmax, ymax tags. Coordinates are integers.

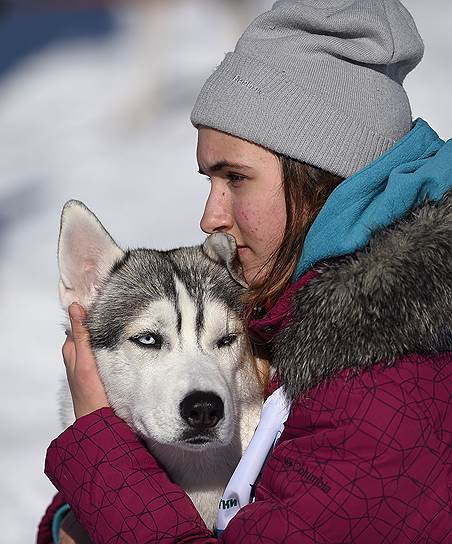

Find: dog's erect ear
<box><xmin>58</xmin><ymin>200</ymin><xmax>124</xmax><ymax>309</ymax></box>
<box><xmin>202</xmin><ymin>233</ymin><xmax>248</xmax><ymax>288</ymax></box>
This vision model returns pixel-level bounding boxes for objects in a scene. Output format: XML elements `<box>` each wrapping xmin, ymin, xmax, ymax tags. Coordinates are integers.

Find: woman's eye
<box><xmin>227</xmin><ymin>173</ymin><xmax>245</xmax><ymax>184</ymax></box>
<box><xmin>130</xmin><ymin>333</ymin><xmax>162</xmax><ymax>349</ymax></box>
<box><xmin>217</xmin><ymin>334</ymin><xmax>238</xmax><ymax>348</ymax></box>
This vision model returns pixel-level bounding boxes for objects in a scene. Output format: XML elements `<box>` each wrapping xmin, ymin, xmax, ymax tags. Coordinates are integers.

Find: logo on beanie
<box><xmin>232</xmin><ymin>74</ymin><xmax>262</xmax><ymax>96</ymax></box>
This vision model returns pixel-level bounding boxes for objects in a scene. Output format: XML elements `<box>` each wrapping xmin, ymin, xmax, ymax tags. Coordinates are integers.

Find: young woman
<box><xmin>38</xmin><ymin>1</ymin><xmax>452</xmax><ymax>542</ymax></box>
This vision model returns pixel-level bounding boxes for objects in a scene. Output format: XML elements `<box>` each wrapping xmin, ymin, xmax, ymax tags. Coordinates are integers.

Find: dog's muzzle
<box><xmin>180</xmin><ymin>391</ymin><xmax>224</xmax><ymax>434</ymax></box>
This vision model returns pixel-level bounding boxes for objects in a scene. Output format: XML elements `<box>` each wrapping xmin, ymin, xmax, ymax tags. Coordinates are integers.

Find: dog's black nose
<box><xmin>180</xmin><ymin>391</ymin><xmax>224</xmax><ymax>429</ymax></box>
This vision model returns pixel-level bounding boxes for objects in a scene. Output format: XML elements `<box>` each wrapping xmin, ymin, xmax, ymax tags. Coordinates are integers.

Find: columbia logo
<box><xmin>218</xmin><ymin>498</ymin><xmax>238</xmax><ymax>510</ymax></box>
<box><xmin>284</xmin><ymin>457</ymin><xmax>331</xmax><ymax>494</ymax></box>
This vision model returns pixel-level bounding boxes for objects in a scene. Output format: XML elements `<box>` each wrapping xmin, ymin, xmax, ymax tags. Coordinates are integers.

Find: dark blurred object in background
<box><xmin>0</xmin><ymin>1</ymin><xmax>115</xmax><ymax>79</ymax></box>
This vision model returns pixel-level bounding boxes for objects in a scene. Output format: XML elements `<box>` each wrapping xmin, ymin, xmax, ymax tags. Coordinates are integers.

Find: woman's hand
<box><xmin>59</xmin><ymin>510</ymin><xmax>92</xmax><ymax>544</ymax></box>
<box><xmin>62</xmin><ymin>303</ymin><xmax>110</xmax><ymax>419</ymax></box>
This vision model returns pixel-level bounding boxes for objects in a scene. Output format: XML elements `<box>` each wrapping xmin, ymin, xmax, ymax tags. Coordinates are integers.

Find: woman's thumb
<box><xmin>68</xmin><ymin>302</ymin><xmax>90</xmax><ymax>351</ymax></box>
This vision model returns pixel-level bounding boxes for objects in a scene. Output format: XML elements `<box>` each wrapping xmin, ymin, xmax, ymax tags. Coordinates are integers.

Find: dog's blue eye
<box><xmin>217</xmin><ymin>334</ymin><xmax>237</xmax><ymax>349</ymax></box>
<box><xmin>130</xmin><ymin>333</ymin><xmax>162</xmax><ymax>349</ymax></box>
<box><xmin>140</xmin><ymin>335</ymin><xmax>156</xmax><ymax>345</ymax></box>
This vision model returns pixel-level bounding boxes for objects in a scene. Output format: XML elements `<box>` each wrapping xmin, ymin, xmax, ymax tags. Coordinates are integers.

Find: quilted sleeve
<box><xmin>44</xmin><ymin>408</ymin><xmax>217</xmax><ymax>543</ymax></box>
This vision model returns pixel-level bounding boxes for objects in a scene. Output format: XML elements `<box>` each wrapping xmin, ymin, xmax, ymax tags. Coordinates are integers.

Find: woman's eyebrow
<box><xmin>198</xmin><ymin>161</ymin><xmax>252</xmax><ymax>175</ymax></box>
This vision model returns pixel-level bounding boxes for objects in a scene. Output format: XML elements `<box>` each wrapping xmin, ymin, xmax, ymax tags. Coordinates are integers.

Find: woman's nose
<box><xmin>200</xmin><ymin>186</ymin><xmax>233</xmax><ymax>234</ymax></box>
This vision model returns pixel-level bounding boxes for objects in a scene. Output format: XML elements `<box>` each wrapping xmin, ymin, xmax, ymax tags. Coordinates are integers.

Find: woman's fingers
<box><xmin>64</xmin><ymin>302</ymin><xmax>110</xmax><ymax>419</ymax></box>
<box><xmin>62</xmin><ymin>335</ymin><xmax>76</xmax><ymax>374</ymax></box>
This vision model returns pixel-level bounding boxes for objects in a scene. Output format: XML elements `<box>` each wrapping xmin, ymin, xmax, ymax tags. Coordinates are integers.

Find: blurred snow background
<box><xmin>0</xmin><ymin>1</ymin><xmax>450</xmax><ymax>542</ymax></box>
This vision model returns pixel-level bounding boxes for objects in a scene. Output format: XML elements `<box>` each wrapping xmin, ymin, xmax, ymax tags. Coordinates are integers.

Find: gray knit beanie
<box><xmin>191</xmin><ymin>0</ymin><xmax>424</xmax><ymax>178</ymax></box>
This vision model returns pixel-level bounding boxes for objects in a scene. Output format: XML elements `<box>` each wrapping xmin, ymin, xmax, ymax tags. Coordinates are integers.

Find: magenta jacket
<box><xmin>39</xmin><ymin>192</ymin><xmax>452</xmax><ymax>543</ymax></box>
<box><xmin>39</xmin><ymin>356</ymin><xmax>451</xmax><ymax>543</ymax></box>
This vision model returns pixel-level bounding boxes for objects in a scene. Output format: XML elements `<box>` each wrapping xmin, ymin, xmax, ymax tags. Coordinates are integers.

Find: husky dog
<box><xmin>57</xmin><ymin>200</ymin><xmax>263</xmax><ymax>529</ymax></box>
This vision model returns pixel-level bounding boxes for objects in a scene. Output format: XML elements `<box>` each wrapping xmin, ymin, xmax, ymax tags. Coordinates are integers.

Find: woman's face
<box><xmin>197</xmin><ymin>127</ymin><xmax>287</xmax><ymax>286</ymax></box>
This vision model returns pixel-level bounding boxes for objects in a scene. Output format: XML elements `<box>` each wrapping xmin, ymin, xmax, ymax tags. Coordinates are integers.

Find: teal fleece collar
<box><xmin>294</xmin><ymin>118</ymin><xmax>452</xmax><ymax>279</ymax></box>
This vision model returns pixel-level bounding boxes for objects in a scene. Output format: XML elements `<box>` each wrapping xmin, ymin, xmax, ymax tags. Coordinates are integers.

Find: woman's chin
<box><xmin>242</xmin><ymin>265</ymin><xmax>268</xmax><ymax>288</ymax></box>
<box><xmin>238</xmin><ymin>249</ymin><xmax>272</xmax><ymax>287</ymax></box>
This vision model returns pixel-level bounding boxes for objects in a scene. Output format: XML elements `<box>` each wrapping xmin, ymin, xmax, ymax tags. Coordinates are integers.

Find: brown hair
<box><xmin>245</xmin><ymin>154</ymin><xmax>344</xmax><ymax>317</ymax></box>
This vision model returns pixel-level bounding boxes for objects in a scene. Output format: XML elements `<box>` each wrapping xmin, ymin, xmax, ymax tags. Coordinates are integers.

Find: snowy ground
<box><xmin>0</xmin><ymin>1</ymin><xmax>450</xmax><ymax>542</ymax></box>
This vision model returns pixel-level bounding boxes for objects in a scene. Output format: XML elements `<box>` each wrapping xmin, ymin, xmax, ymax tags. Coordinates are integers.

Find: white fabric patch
<box><xmin>216</xmin><ymin>386</ymin><xmax>290</xmax><ymax>533</ymax></box>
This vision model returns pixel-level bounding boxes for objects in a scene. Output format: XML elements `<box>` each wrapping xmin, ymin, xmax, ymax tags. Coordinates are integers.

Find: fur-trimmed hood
<box><xmin>273</xmin><ymin>191</ymin><xmax>452</xmax><ymax>399</ymax></box>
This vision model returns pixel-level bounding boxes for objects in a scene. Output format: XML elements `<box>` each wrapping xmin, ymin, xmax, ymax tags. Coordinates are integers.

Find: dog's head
<box><xmin>58</xmin><ymin>200</ymin><xmax>256</xmax><ymax>452</ymax></box>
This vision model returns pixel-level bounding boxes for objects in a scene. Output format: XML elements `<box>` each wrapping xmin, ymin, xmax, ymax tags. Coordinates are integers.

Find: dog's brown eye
<box><xmin>130</xmin><ymin>333</ymin><xmax>162</xmax><ymax>349</ymax></box>
<box><xmin>217</xmin><ymin>334</ymin><xmax>237</xmax><ymax>349</ymax></box>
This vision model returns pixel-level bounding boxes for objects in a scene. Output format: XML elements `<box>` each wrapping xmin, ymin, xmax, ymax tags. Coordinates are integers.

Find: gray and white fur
<box><xmin>57</xmin><ymin>200</ymin><xmax>263</xmax><ymax>528</ymax></box>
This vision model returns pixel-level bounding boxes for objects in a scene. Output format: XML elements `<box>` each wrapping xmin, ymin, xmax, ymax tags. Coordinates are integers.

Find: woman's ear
<box><xmin>58</xmin><ymin>200</ymin><xmax>124</xmax><ymax>309</ymax></box>
<box><xmin>202</xmin><ymin>232</ymin><xmax>248</xmax><ymax>288</ymax></box>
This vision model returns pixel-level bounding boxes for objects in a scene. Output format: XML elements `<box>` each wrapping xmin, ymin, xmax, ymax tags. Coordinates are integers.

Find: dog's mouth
<box><xmin>179</xmin><ymin>429</ymin><xmax>220</xmax><ymax>449</ymax></box>
<box><xmin>184</xmin><ymin>436</ymin><xmax>210</xmax><ymax>445</ymax></box>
